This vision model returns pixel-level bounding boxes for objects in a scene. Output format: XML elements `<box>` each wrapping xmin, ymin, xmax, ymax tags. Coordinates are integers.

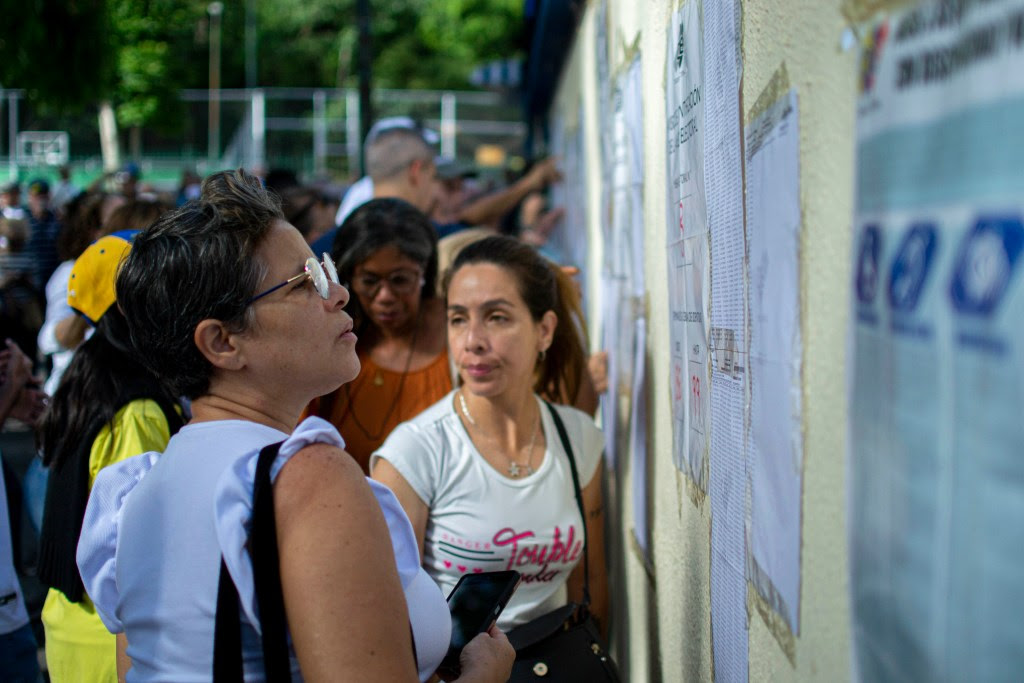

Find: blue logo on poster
<box><xmin>950</xmin><ymin>216</ymin><xmax>1024</xmax><ymax>315</ymax></box>
<box><xmin>855</xmin><ymin>225</ymin><xmax>882</xmax><ymax>304</ymax></box>
<box><xmin>888</xmin><ymin>224</ymin><xmax>937</xmax><ymax>312</ymax></box>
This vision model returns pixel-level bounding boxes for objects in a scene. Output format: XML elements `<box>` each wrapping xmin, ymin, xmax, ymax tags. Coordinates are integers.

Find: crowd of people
<box><xmin>0</xmin><ymin>116</ymin><xmax>612</xmax><ymax>682</ymax></box>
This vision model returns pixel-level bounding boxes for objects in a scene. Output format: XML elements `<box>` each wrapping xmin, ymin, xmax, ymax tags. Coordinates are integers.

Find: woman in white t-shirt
<box><xmin>373</xmin><ymin>235</ymin><xmax>609</xmax><ymax>631</ymax></box>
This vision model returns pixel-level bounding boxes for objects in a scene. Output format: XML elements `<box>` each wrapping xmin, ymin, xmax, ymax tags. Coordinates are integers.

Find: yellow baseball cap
<box><xmin>68</xmin><ymin>231</ymin><xmax>138</xmax><ymax>324</ymax></box>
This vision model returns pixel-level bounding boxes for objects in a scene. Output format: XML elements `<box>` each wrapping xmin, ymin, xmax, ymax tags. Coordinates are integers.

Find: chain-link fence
<box><xmin>0</xmin><ymin>87</ymin><xmax>526</xmax><ymax>188</ymax></box>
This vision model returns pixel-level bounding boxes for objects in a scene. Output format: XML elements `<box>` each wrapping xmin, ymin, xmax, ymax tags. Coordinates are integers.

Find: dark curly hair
<box><xmin>115</xmin><ymin>169</ymin><xmax>283</xmax><ymax>399</ymax></box>
<box><xmin>331</xmin><ymin>197</ymin><xmax>438</xmax><ymax>340</ymax></box>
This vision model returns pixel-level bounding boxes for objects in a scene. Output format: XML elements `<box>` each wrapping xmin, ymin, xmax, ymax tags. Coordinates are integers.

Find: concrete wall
<box><xmin>548</xmin><ymin>1</ymin><xmax>859</xmax><ymax>679</ymax></box>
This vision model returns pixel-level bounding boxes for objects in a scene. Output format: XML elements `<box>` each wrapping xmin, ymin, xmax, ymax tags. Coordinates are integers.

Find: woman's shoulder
<box><xmin>543</xmin><ymin>400</ymin><xmax>603</xmax><ymax>478</ymax></box>
<box><xmin>115</xmin><ymin>397</ymin><xmax>174</xmax><ymax>424</ymax></box>
<box><xmin>375</xmin><ymin>392</ymin><xmax>461</xmax><ymax>465</ymax></box>
<box><xmin>545</xmin><ymin>400</ymin><xmax>602</xmax><ymax>439</ymax></box>
<box><xmin>89</xmin><ymin>398</ymin><xmax>175</xmax><ymax>477</ymax></box>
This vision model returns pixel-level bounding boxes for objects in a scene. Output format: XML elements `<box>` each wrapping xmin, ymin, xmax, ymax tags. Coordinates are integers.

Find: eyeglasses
<box><xmin>349</xmin><ymin>268</ymin><xmax>425</xmax><ymax>298</ymax></box>
<box><xmin>248</xmin><ymin>253</ymin><xmax>340</xmax><ymax>304</ymax></box>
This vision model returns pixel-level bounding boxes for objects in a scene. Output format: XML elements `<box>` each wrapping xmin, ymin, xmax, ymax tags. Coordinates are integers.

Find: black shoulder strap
<box><xmin>212</xmin><ymin>438</ymin><xmax>419</xmax><ymax>680</ymax></box>
<box><xmin>543</xmin><ymin>401</ymin><xmax>591</xmax><ymax>607</ymax></box>
<box><xmin>213</xmin><ymin>558</ymin><xmax>243</xmax><ymax>683</ymax></box>
<box><xmin>250</xmin><ymin>441</ymin><xmax>291</xmax><ymax>680</ymax></box>
<box><xmin>213</xmin><ymin>440</ymin><xmax>290</xmax><ymax>682</ymax></box>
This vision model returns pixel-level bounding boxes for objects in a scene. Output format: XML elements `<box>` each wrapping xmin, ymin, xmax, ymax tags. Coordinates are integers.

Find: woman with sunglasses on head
<box><xmin>372</xmin><ymin>235</ymin><xmax>609</xmax><ymax>636</ymax></box>
<box><xmin>75</xmin><ymin>170</ymin><xmax>513</xmax><ymax>682</ymax></box>
<box><xmin>308</xmin><ymin>198</ymin><xmax>450</xmax><ymax>473</ymax></box>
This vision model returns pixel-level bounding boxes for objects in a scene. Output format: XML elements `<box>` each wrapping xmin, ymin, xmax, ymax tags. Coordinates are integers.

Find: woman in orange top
<box><xmin>310</xmin><ymin>198</ymin><xmax>450</xmax><ymax>471</ymax></box>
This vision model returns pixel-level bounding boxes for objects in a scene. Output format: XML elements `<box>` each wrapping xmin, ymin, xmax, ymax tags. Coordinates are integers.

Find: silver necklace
<box><xmin>458</xmin><ymin>390</ymin><xmax>540</xmax><ymax>477</ymax></box>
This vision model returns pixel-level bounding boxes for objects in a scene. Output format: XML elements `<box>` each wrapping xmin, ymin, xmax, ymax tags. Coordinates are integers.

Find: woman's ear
<box><xmin>538</xmin><ymin>310</ymin><xmax>558</xmax><ymax>352</ymax></box>
<box><xmin>193</xmin><ymin>319</ymin><xmax>246</xmax><ymax>371</ymax></box>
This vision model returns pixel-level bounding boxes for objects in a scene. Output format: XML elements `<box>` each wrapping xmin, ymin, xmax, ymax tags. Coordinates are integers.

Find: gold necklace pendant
<box><xmin>373</xmin><ymin>370</ymin><xmax>384</xmax><ymax>387</ymax></box>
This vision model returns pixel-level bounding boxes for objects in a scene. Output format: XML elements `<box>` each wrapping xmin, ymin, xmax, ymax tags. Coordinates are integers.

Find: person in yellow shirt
<box><xmin>36</xmin><ymin>231</ymin><xmax>182</xmax><ymax>682</ymax></box>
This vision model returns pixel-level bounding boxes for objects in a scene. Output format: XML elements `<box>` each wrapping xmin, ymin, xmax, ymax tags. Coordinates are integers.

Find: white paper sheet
<box><xmin>710</xmin><ymin>372</ymin><xmax>748</xmax><ymax>683</ymax></box>
<box><xmin>596</xmin><ymin>0</ymin><xmax>614</xmax><ymax>260</ymax></box>
<box><xmin>548</xmin><ymin>114</ymin><xmax>589</xmax><ymax>280</ymax></box>
<box><xmin>745</xmin><ymin>89</ymin><xmax>803</xmax><ymax>635</ymax></box>
<box><xmin>704</xmin><ymin>0</ymin><xmax>749</xmax><ymax>679</ymax></box>
<box><xmin>630</xmin><ymin>316</ymin><xmax>649</xmax><ymax>556</ymax></box>
<box><xmin>611</xmin><ymin>56</ymin><xmax>645</xmax><ymax>299</ymax></box>
<box><xmin>850</xmin><ymin>1</ymin><xmax>1024</xmax><ymax>679</ymax></box>
<box><xmin>601</xmin><ymin>276</ymin><xmax>621</xmax><ymax>466</ymax></box>
<box><xmin>666</xmin><ymin>0</ymin><xmax>711</xmax><ymax>491</ymax></box>
<box><xmin>600</xmin><ymin>54</ymin><xmax>645</xmax><ymax>470</ymax></box>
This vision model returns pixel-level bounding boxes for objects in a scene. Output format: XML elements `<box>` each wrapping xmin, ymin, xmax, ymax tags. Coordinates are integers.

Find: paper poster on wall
<box><xmin>611</xmin><ymin>55</ymin><xmax>645</xmax><ymax>299</ymax></box>
<box><xmin>745</xmin><ymin>84</ymin><xmax>803</xmax><ymax>641</ymax></box>
<box><xmin>666</xmin><ymin>0</ymin><xmax>711</xmax><ymax>494</ymax></box>
<box><xmin>704</xmin><ymin>0</ymin><xmax>748</xmax><ymax>680</ymax></box>
<box><xmin>596</xmin><ymin>0</ymin><xmax>613</xmax><ymax>256</ymax></box>
<box><xmin>548</xmin><ymin>106</ymin><xmax>590</xmax><ymax>295</ymax></box>
<box><xmin>850</xmin><ymin>1</ymin><xmax>1024</xmax><ymax>679</ymax></box>
<box><xmin>600</xmin><ymin>53</ymin><xmax>645</xmax><ymax>469</ymax></box>
<box><xmin>600</xmin><ymin>277</ymin><xmax>622</xmax><ymax>465</ymax></box>
<box><xmin>629</xmin><ymin>316</ymin><xmax>649</xmax><ymax>557</ymax></box>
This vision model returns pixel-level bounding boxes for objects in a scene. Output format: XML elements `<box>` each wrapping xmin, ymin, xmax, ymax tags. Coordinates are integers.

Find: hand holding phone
<box><xmin>439</xmin><ymin>570</ymin><xmax>521</xmax><ymax>677</ymax></box>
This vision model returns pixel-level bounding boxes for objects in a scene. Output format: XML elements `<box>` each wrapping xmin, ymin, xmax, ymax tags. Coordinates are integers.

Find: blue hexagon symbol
<box><xmin>855</xmin><ymin>225</ymin><xmax>882</xmax><ymax>305</ymax></box>
<box><xmin>950</xmin><ymin>216</ymin><xmax>1024</xmax><ymax>316</ymax></box>
<box><xmin>888</xmin><ymin>224</ymin><xmax>937</xmax><ymax>312</ymax></box>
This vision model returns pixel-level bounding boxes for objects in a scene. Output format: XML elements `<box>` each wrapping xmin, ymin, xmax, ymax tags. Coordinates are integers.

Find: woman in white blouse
<box><xmin>76</xmin><ymin>169</ymin><xmax>513</xmax><ymax>682</ymax></box>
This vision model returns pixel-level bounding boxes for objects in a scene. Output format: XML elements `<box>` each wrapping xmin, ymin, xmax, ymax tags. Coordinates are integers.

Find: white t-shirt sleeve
<box><xmin>37</xmin><ymin>261</ymin><xmax>74</xmax><ymax>355</ymax></box>
<box><xmin>371</xmin><ymin>420</ymin><xmax>443</xmax><ymax>507</ymax></box>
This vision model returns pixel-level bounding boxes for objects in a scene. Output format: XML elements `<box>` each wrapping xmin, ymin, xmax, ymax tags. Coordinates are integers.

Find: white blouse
<box><xmin>78</xmin><ymin>417</ymin><xmax>450</xmax><ymax>682</ymax></box>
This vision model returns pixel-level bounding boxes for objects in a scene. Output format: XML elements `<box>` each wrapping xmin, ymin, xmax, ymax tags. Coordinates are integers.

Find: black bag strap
<box><xmin>250</xmin><ymin>441</ymin><xmax>291</xmax><ymax>680</ymax></box>
<box><xmin>214</xmin><ymin>440</ymin><xmax>290</xmax><ymax>681</ymax></box>
<box><xmin>214</xmin><ymin>559</ymin><xmax>243</xmax><ymax>683</ymax></box>
<box><xmin>542</xmin><ymin>401</ymin><xmax>591</xmax><ymax>608</ymax></box>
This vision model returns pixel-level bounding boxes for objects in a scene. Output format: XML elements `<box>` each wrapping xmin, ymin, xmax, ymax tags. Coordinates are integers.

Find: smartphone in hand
<box><xmin>439</xmin><ymin>570</ymin><xmax>521</xmax><ymax>676</ymax></box>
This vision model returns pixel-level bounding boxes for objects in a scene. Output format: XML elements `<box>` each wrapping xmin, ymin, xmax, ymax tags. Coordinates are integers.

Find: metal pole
<box><xmin>356</xmin><ymin>0</ymin><xmax>373</xmax><ymax>175</ymax></box>
<box><xmin>208</xmin><ymin>2</ymin><xmax>224</xmax><ymax>168</ymax></box>
<box><xmin>251</xmin><ymin>89</ymin><xmax>265</xmax><ymax>172</ymax></box>
<box><xmin>345</xmin><ymin>90</ymin><xmax>360</xmax><ymax>178</ymax></box>
<box><xmin>313</xmin><ymin>90</ymin><xmax>327</xmax><ymax>177</ymax></box>
<box><xmin>441</xmin><ymin>92</ymin><xmax>456</xmax><ymax>159</ymax></box>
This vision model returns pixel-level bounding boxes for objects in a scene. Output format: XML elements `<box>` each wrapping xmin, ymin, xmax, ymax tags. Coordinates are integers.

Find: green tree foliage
<box><xmin>0</xmin><ymin>0</ymin><xmax>116</xmax><ymax>111</ymax></box>
<box><xmin>108</xmin><ymin>0</ymin><xmax>210</xmax><ymax>132</ymax></box>
<box><xmin>255</xmin><ymin>0</ymin><xmax>524</xmax><ymax>89</ymax></box>
<box><xmin>1</xmin><ymin>0</ymin><xmax>521</xmax><ymax>118</ymax></box>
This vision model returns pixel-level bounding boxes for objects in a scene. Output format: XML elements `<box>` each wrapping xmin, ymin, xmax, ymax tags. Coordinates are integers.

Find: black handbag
<box><xmin>504</xmin><ymin>403</ymin><xmax>621</xmax><ymax>682</ymax></box>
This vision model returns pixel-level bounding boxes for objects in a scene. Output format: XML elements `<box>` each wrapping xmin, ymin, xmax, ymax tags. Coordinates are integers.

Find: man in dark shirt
<box><xmin>25</xmin><ymin>179</ymin><xmax>61</xmax><ymax>291</ymax></box>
